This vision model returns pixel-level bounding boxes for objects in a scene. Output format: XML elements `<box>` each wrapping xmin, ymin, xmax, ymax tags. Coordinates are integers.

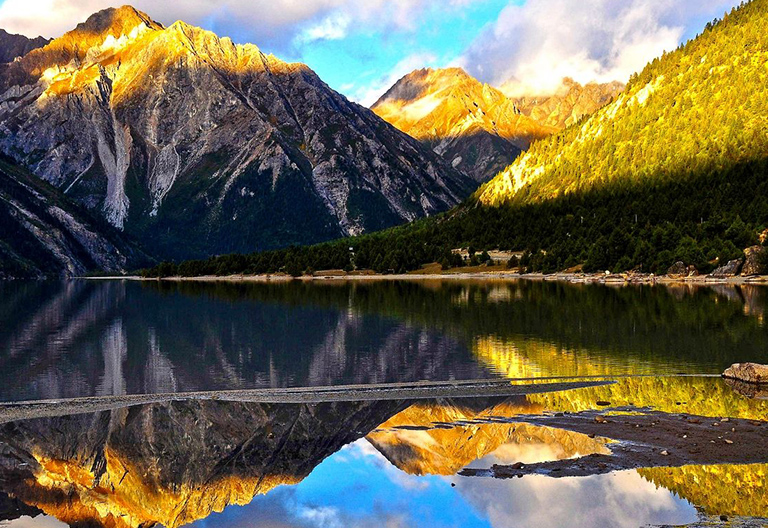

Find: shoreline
<box><xmin>84</xmin><ymin>270</ymin><xmax>768</xmax><ymax>285</ymax></box>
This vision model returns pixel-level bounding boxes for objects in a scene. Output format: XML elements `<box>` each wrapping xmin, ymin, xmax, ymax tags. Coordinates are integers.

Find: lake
<box><xmin>0</xmin><ymin>279</ymin><xmax>766</xmax><ymax>527</ymax></box>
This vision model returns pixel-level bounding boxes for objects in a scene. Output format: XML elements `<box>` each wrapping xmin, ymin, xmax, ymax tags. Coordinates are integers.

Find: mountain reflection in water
<box><xmin>2</xmin><ymin>280</ymin><xmax>768</xmax><ymax>403</ymax></box>
<box><xmin>0</xmin><ymin>386</ymin><xmax>765</xmax><ymax>528</ymax></box>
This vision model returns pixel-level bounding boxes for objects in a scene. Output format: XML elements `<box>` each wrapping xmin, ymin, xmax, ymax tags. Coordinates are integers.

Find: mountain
<box><xmin>0</xmin><ymin>29</ymin><xmax>49</xmax><ymax>63</ymax></box>
<box><xmin>371</xmin><ymin>68</ymin><xmax>622</xmax><ymax>183</ymax></box>
<box><xmin>0</xmin><ymin>157</ymin><xmax>144</xmax><ymax>278</ymax></box>
<box><xmin>0</xmin><ymin>6</ymin><xmax>473</xmax><ymax>261</ymax></box>
<box><xmin>372</xmin><ymin>68</ymin><xmax>551</xmax><ymax>182</ymax></box>
<box><xmin>478</xmin><ymin>1</ymin><xmax>767</xmax><ymax>207</ymax></box>
<box><xmin>510</xmin><ymin>76</ymin><xmax>625</xmax><ymax>129</ymax></box>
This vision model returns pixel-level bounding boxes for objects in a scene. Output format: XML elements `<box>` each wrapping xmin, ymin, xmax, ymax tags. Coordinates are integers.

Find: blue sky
<box><xmin>0</xmin><ymin>0</ymin><xmax>743</xmax><ymax>104</ymax></box>
<box><xmin>186</xmin><ymin>439</ymin><xmax>697</xmax><ymax>528</ymax></box>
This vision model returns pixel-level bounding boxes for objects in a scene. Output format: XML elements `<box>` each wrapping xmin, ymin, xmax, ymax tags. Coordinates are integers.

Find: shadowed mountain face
<box><xmin>0</xmin><ymin>158</ymin><xmax>146</xmax><ymax>278</ymax></box>
<box><xmin>372</xmin><ymin>68</ymin><xmax>622</xmax><ymax>183</ymax></box>
<box><xmin>0</xmin><ymin>7</ymin><xmax>473</xmax><ymax>261</ymax></box>
<box><xmin>0</xmin><ymin>29</ymin><xmax>50</xmax><ymax>63</ymax></box>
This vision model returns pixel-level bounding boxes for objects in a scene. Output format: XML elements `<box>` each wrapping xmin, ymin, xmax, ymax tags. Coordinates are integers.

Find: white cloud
<box><xmin>458</xmin><ymin>470</ymin><xmax>696</xmax><ymax>528</ymax></box>
<box><xmin>297</xmin><ymin>12</ymin><xmax>352</xmax><ymax>43</ymax></box>
<box><xmin>0</xmin><ymin>0</ymin><xmax>447</xmax><ymax>45</ymax></box>
<box><xmin>459</xmin><ymin>0</ymin><xmax>742</xmax><ymax>96</ymax></box>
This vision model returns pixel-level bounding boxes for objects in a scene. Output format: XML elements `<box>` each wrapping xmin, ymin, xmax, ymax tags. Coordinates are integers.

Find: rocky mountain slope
<box><xmin>0</xmin><ymin>157</ymin><xmax>144</xmax><ymax>278</ymax></box>
<box><xmin>511</xmin><ymin>76</ymin><xmax>625</xmax><ymax>129</ymax></box>
<box><xmin>478</xmin><ymin>1</ymin><xmax>768</xmax><ymax>206</ymax></box>
<box><xmin>0</xmin><ymin>29</ymin><xmax>49</xmax><ymax>63</ymax></box>
<box><xmin>0</xmin><ymin>6</ymin><xmax>473</xmax><ymax>261</ymax></box>
<box><xmin>372</xmin><ymin>68</ymin><xmax>621</xmax><ymax>182</ymax></box>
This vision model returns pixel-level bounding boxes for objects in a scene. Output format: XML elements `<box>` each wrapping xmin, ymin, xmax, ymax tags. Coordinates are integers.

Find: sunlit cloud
<box><xmin>459</xmin><ymin>0</ymin><xmax>742</xmax><ymax>96</ymax></box>
<box><xmin>0</xmin><ymin>0</ymin><xmax>743</xmax><ymax>103</ymax></box>
<box><xmin>458</xmin><ymin>470</ymin><xmax>696</xmax><ymax>528</ymax></box>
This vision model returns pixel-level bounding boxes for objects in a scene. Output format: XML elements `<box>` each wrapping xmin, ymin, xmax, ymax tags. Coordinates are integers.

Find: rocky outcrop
<box><xmin>0</xmin><ymin>29</ymin><xmax>49</xmax><ymax>63</ymax></box>
<box><xmin>722</xmin><ymin>362</ymin><xmax>768</xmax><ymax>384</ymax></box>
<box><xmin>667</xmin><ymin>261</ymin><xmax>687</xmax><ymax>277</ymax></box>
<box><xmin>711</xmin><ymin>258</ymin><xmax>744</xmax><ymax>277</ymax></box>
<box><xmin>0</xmin><ymin>7</ymin><xmax>473</xmax><ymax>261</ymax></box>
<box><xmin>741</xmin><ymin>245</ymin><xmax>765</xmax><ymax>276</ymax></box>
<box><xmin>511</xmin><ymin>77</ymin><xmax>624</xmax><ymax>129</ymax></box>
<box><xmin>0</xmin><ymin>157</ymin><xmax>145</xmax><ymax>278</ymax></box>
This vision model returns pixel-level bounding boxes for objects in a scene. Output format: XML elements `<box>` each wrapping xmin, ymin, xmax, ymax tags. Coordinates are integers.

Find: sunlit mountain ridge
<box><xmin>478</xmin><ymin>0</ymin><xmax>768</xmax><ymax>206</ymax></box>
<box><xmin>372</xmin><ymin>67</ymin><xmax>621</xmax><ymax>182</ymax></box>
<box><xmin>0</xmin><ymin>5</ymin><xmax>473</xmax><ymax>267</ymax></box>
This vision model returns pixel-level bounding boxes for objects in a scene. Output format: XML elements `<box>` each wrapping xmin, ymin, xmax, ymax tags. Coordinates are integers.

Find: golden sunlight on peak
<box><xmin>21</xmin><ymin>447</ymin><xmax>302</xmax><ymax>528</ymax></box>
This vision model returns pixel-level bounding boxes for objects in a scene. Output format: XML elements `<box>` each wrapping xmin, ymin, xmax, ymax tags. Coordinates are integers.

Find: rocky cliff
<box><xmin>0</xmin><ymin>6</ymin><xmax>473</xmax><ymax>261</ymax></box>
<box><xmin>0</xmin><ymin>157</ymin><xmax>144</xmax><ymax>278</ymax></box>
<box><xmin>0</xmin><ymin>29</ymin><xmax>49</xmax><ymax>63</ymax></box>
<box><xmin>510</xmin><ymin>77</ymin><xmax>624</xmax><ymax>129</ymax></box>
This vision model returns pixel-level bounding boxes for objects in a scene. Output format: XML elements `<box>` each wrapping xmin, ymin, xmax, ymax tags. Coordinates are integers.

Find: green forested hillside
<box><xmin>140</xmin><ymin>0</ymin><xmax>768</xmax><ymax>277</ymax></box>
<box><xmin>478</xmin><ymin>0</ymin><xmax>767</xmax><ymax>206</ymax></box>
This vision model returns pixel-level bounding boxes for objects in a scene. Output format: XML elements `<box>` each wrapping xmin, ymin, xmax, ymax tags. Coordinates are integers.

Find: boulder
<box><xmin>666</xmin><ymin>261</ymin><xmax>687</xmax><ymax>277</ymax></box>
<box><xmin>711</xmin><ymin>258</ymin><xmax>743</xmax><ymax>278</ymax></box>
<box><xmin>741</xmin><ymin>245</ymin><xmax>765</xmax><ymax>276</ymax></box>
<box><xmin>687</xmin><ymin>265</ymin><xmax>699</xmax><ymax>277</ymax></box>
<box><xmin>722</xmin><ymin>363</ymin><xmax>768</xmax><ymax>384</ymax></box>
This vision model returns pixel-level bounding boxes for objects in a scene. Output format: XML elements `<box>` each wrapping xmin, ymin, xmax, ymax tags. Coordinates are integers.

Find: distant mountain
<box><xmin>478</xmin><ymin>1</ymin><xmax>767</xmax><ymax>207</ymax></box>
<box><xmin>0</xmin><ymin>6</ymin><xmax>473</xmax><ymax>261</ymax></box>
<box><xmin>0</xmin><ymin>157</ymin><xmax>145</xmax><ymax>279</ymax></box>
<box><xmin>372</xmin><ymin>68</ymin><xmax>621</xmax><ymax>183</ymax></box>
<box><xmin>0</xmin><ymin>29</ymin><xmax>49</xmax><ymax>63</ymax></box>
<box><xmin>372</xmin><ymin>68</ymin><xmax>551</xmax><ymax>182</ymax></box>
<box><xmin>510</xmin><ymin>77</ymin><xmax>625</xmax><ymax>129</ymax></box>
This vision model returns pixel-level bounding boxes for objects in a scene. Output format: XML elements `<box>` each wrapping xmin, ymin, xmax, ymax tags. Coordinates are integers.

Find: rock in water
<box><xmin>711</xmin><ymin>259</ymin><xmax>744</xmax><ymax>278</ymax></box>
<box><xmin>741</xmin><ymin>246</ymin><xmax>765</xmax><ymax>276</ymax></box>
<box><xmin>722</xmin><ymin>363</ymin><xmax>768</xmax><ymax>384</ymax></box>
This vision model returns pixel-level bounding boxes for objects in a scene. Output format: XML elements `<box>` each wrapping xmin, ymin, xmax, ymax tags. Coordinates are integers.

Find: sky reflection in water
<box><xmin>188</xmin><ymin>440</ymin><xmax>697</xmax><ymax>528</ymax></box>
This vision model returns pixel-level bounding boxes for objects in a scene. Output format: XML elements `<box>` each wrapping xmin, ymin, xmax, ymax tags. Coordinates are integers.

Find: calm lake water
<box><xmin>1</xmin><ymin>279</ymin><xmax>767</xmax><ymax>528</ymax></box>
<box><xmin>1</xmin><ymin>279</ymin><xmax>768</xmax><ymax>402</ymax></box>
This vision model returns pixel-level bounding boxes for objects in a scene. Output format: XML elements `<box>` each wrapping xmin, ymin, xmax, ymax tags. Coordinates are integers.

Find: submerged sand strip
<box><xmin>0</xmin><ymin>379</ymin><xmax>613</xmax><ymax>423</ymax></box>
<box><xmin>460</xmin><ymin>409</ymin><xmax>768</xmax><ymax>478</ymax></box>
